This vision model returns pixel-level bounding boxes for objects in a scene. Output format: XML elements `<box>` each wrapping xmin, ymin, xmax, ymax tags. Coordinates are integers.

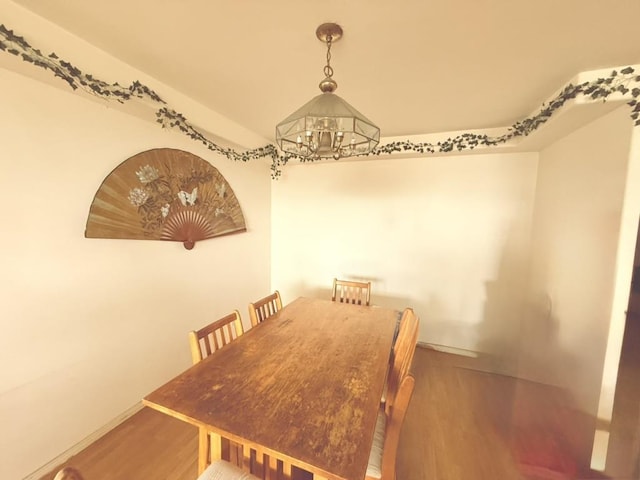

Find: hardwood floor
<box><xmin>39</xmin><ymin>407</ymin><xmax>198</xmax><ymax>480</ymax></box>
<box><xmin>40</xmin><ymin>343</ymin><xmax>638</xmax><ymax>480</ymax></box>
<box><xmin>398</xmin><ymin>349</ymin><xmax>605</xmax><ymax>480</ymax></box>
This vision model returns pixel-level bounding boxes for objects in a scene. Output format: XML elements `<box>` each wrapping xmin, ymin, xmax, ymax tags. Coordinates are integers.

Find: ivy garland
<box><xmin>1</xmin><ymin>23</ymin><xmax>639</xmax><ymax>179</ymax></box>
<box><xmin>376</xmin><ymin>70</ymin><xmax>640</xmax><ymax>156</ymax></box>
<box><xmin>0</xmin><ymin>24</ymin><xmax>290</xmax><ymax>179</ymax></box>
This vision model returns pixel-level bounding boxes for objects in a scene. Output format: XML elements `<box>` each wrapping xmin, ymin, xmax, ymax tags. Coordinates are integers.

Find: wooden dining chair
<box><xmin>365</xmin><ymin>373</ymin><xmax>416</xmax><ymax>480</ymax></box>
<box><xmin>241</xmin><ymin>445</ymin><xmax>294</xmax><ymax>480</ymax></box>
<box><xmin>383</xmin><ymin>307</ymin><xmax>419</xmax><ymax>415</ymax></box>
<box><xmin>331</xmin><ymin>278</ymin><xmax>371</xmax><ymax>306</ymax></box>
<box><xmin>53</xmin><ymin>467</ymin><xmax>85</xmax><ymax>480</ymax></box>
<box><xmin>198</xmin><ymin>450</ymin><xmax>295</xmax><ymax>480</ymax></box>
<box><xmin>248</xmin><ymin>291</ymin><xmax>283</xmax><ymax>328</ymax></box>
<box><xmin>197</xmin><ymin>458</ymin><xmax>259</xmax><ymax>480</ymax></box>
<box><xmin>189</xmin><ymin>310</ymin><xmax>245</xmax><ymax>364</ymax></box>
<box><xmin>189</xmin><ymin>310</ymin><xmax>245</xmax><ymax>474</ymax></box>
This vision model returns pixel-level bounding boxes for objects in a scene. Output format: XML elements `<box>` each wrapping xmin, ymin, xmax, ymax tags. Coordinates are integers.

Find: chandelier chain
<box><xmin>323</xmin><ymin>35</ymin><xmax>334</xmax><ymax>78</ymax></box>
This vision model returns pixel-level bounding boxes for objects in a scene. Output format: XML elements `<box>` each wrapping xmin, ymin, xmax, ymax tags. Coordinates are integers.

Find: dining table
<box><xmin>143</xmin><ymin>296</ymin><xmax>400</xmax><ymax>480</ymax></box>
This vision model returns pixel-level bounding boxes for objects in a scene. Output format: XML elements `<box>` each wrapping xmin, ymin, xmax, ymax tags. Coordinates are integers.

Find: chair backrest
<box><xmin>248</xmin><ymin>291</ymin><xmax>283</xmax><ymax>327</ymax></box>
<box><xmin>240</xmin><ymin>445</ymin><xmax>293</xmax><ymax>480</ymax></box>
<box><xmin>53</xmin><ymin>467</ymin><xmax>85</xmax><ymax>480</ymax></box>
<box><xmin>189</xmin><ymin>310</ymin><xmax>244</xmax><ymax>364</ymax></box>
<box><xmin>198</xmin><ymin>459</ymin><xmax>259</xmax><ymax>480</ymax></box>
<box><xmin>331</xmin><ymin>278</ymin><xmax>371</xmax><ymax>306</ymax></box>
<box><xmin>199</xmin><ymin>453</ymin><xmax>293</xmax><ymax>480</ymax></box>
<box><xmin>378</xmin><ymin>374</ymin><xmax>415</xmax><ymax>480</ymax></box>
<box><xmin>385</xmin><ymin>308</ymin><xmax>419</xmax><ymax>416</ymax></box>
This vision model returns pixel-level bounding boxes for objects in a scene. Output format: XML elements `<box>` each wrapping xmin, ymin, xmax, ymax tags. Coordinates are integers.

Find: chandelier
<box><xmin>275</xmin><ymin>23</ymin><xmax>380</xmax><ymax>160</ymax></box>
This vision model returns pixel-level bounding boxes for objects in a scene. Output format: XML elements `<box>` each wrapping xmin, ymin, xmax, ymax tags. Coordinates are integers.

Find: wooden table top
<box><xmin>143</xmin><ymin>297</ymin><xmax>400</xmax><ymax>480</ymax></box>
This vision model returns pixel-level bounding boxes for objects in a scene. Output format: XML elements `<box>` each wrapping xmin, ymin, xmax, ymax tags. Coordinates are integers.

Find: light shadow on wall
<box><xmin>472</xmin><ymin>227</ymin><xmax>599</xmax><ymax>478</ymax></box>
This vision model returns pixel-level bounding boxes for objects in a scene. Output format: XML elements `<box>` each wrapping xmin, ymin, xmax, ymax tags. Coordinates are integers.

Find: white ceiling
<box><xmin>9</xmin><ymin>0</ymin><xmax>640</xmax><ymax>142</ymax></box>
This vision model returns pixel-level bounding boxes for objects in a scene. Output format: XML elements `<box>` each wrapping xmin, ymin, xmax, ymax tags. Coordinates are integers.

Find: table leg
<box><xmin>198</xmin><ymin>427</ymin><xmax>210</xmax><ymax>474</ymax></box>
<box><xmin>210</xmin><ymin>432</ymin><xmax>222</xmax><ymax>461</ymax></box>
<box><xmin>282</xmin><ymin>461</ymin><xmax>292</xmax><ymax>478</ymax></box>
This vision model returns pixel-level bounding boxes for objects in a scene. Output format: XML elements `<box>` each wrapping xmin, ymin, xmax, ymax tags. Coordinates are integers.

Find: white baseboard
<box><xmin>23</xmin><ymin>402</ymin><xmax>144</xmax><ymax>480</ymax></box>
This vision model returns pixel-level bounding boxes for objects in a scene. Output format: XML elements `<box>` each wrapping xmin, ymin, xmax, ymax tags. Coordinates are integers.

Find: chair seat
<box><xmin>198</xmin><ymin>459</ymin><xmax>259</xmax><ymax>480</ymax></box>
<box><xmin>365</xmin><ymin>408</ymin><xmax>386</xmax><ymax>479</ymax></box>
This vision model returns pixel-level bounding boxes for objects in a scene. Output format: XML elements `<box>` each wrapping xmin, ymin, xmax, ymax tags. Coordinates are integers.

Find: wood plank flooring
<box><xmin>39</xmin><ymin>407</ymin><xmax>198</xmax><ymax>480</ymax></box>
<box><xmin>398</xmin><ymin>349</ymin><xmax>606</xmax><ymax>480</ymax></box>
<box><xmin>40</xmin><ymin>343</ymin><xmax>638</xmax><ymax>480</ymax></box>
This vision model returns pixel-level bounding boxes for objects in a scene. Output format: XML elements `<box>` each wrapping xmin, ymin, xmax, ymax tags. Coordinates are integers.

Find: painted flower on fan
<box><xmin>135</xmin><ymin>164</ymin><xmax>160</xmax><ymax>184</ymax></box>
<box><xmin>161</xmin><ymin>203</ymin><xmax>170</xmax><ymax>218</ymax></box>
<box><xmin>128</xmin><ymin>187</ymin><xmax>149</xmax><ymax>206</ymax></box>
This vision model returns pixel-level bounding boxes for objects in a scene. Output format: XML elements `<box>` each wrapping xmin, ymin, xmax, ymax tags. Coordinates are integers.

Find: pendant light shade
<box><xmin>275</xmin><ymin>23</ymin><xmax>380</xmax><ymax>160</ymax></box>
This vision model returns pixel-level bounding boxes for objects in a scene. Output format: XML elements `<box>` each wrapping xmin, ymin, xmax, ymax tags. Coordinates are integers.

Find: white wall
<box><xmin>272</xmin><ymin>152</ymin><xmax>538</xmax><ymax>369</ymax></box>
<box><xmin>518</xmin><ymin>106</ymin><xmax>634</xmax><ymax>415</ymax></box>
<box><xmin>0</xmin><ymin>66</ymin><xmax>271</xmax><ymax>479</ymax></box>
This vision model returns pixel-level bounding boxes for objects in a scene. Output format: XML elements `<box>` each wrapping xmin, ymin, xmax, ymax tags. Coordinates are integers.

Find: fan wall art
<box><xmin>85</xmin><ymin>148</ymin><xmax>246</xmax><ymax>249</ymax></box>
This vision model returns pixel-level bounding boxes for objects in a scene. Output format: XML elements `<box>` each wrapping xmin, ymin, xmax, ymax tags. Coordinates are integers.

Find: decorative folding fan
<box><xmin>85</xmin><ymin>148</ymin><xmax>246</xmax><ymax>249</ymax></box>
